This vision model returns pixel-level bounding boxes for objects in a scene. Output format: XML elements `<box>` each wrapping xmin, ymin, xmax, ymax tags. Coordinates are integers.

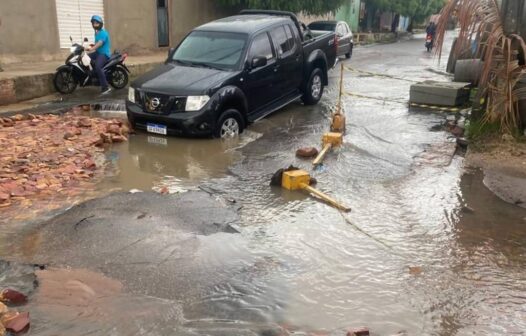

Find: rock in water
<box><xmin>296</xmin><ymin>147</ymin><xmax>319</xmax><ymax>158</ymax></box>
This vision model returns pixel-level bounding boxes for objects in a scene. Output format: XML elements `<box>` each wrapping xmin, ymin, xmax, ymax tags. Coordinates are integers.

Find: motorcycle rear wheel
<box><xmin>109</xmin><ymin>66</ymin><xmax>128</xmax><ymax>90</ymax></box>
<box><xmin>53</xmin><ymin>68</ymin><xmax>78</xmax><ymax>94</ymax></box>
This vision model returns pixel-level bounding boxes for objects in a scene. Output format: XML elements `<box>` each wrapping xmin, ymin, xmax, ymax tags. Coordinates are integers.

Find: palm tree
<box><xmin>435</xmin><ymin>0</ymin><xmax>526</xmax><ymax>133</ymax></box>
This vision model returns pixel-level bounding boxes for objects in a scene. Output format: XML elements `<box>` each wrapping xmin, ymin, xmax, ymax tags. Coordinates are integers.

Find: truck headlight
<box><xmin>186</xmin><ymin>95</ymin><xmax>210</xmax><ymax>111</ymax></box>
<box><xmin>128</xmin><ymin>87</ymin><xmax>135</xmax><ymax>103</ymax></box>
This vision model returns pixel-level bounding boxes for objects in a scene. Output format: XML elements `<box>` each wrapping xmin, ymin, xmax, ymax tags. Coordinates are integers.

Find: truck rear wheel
<box><xmin>302</xmin><ymin>68</ymin><xmax>324</xmax><ymax>105</ymax></box>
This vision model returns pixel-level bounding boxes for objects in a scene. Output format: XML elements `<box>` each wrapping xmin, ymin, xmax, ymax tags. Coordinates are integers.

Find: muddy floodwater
<box><xmin>1</xmin><ymin>34</ymin><xmax>526</xmax><ymax>335</ymax></box>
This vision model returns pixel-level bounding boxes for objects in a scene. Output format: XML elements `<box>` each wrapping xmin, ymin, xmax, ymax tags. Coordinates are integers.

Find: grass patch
<box><xmin>466</xmin><ymin>118</ymin><xmax>501</xmax><ymax>152</ymax></box>
<box><xmin>467</xmin><ymin>119</ymin><xmax>500</xmax><ymax>141</ymax></box>
<box><xmin>467</xmin><ymin>118</ymin><xmax>526</xmax><ymax>152</ymax></box>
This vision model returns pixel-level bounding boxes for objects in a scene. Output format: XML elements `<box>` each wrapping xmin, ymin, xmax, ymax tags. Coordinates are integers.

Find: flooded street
<box><xmin>95</xmin><ymin>131</ymin><xmax>259</xmax><ymax>193</ymax></box>
<box><xmin>2</xmin><ymin>34</ymin><xmax>526</xmax><ymax>335</ymax></box>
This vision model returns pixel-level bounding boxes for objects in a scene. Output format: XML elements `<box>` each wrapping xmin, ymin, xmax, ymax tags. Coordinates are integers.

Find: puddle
<box><xmin>95</xmin><ymin>129</ymin><xmax>262</xmax><ymax>194</ymax></box>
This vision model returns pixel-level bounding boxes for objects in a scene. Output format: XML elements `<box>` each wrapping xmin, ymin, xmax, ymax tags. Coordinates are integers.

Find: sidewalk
<box><xmin>354</xmin><ymin>31</ymin><xmax>413</xmax><ymax>45</ymax></box>
<box><xmin>0</xmin><ymin>53</ymin><xmax>166</xmax><ymax>106</ymax></box>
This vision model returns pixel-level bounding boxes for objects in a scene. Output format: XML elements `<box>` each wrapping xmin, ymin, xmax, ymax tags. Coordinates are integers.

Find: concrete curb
<box><xmin>354</xmin><ymin>32</ymin><xmax>413</xmax><ymax>46</ymax></box>
<box><xmin>0</xmin><ymin>61</ymin><xmax>163</xmax><ymax>106</ymax></box>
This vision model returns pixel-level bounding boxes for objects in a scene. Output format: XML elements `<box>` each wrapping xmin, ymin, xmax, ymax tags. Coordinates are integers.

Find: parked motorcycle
<box><xmin>53</xmin><ymin>37</ymin><xmax>130</xmax><ymax>94</ymax></box>
<box><xmin>425</xmin><ymin>34</ymin><xmax>434</xmax><ymax>52</ymax></box>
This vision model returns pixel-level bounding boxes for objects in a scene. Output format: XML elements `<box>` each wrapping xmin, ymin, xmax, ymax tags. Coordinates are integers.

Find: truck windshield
<box><xmin>172</xmin><ymin>31</ymin><xmax>248</xmax><ymax>70</ymax></box>
<box><xmin>308</xmin><ymin>23</ymin><xmax>336</xmax><ymax>32</ymax></box>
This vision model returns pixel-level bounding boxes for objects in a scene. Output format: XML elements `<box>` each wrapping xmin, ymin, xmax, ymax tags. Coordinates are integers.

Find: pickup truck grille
<box><xmin>139</xmin><ymin>91</ymin><xmax>186</xmax><ymax>114</ymax></box>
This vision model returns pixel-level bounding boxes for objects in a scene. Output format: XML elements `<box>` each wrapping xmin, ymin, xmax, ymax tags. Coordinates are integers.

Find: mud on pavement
<box><xmin>1</xmin><ymin>191</ymin><xmax>296</xmax><ymax>335</ymax></box>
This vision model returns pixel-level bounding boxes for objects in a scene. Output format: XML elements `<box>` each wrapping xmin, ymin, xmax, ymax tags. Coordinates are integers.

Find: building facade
<box><xmin>297</xmin><ymin>12</ymin><xmax>335</xmax><ymax>25</ymax></box>
<box><xmin>0</xmin><ymin>0</ymin><xmax>235</xmax><ymax>64</ymax></box>
<box><xmin>335</xmin><ymin>0</ymin><xmax>362</xmax><ymax>32</ymax></box>
<box><xmin>335</xmin><ymin>0</ymin><xmax>412</xmax><ymax>33</ymax></box>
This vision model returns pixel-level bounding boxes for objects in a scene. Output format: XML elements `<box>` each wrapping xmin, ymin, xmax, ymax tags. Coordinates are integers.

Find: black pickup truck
<box><xmin>126</xmin><ymin>10</ymin><xmax>337</xmax><ymax>138</ymax></box>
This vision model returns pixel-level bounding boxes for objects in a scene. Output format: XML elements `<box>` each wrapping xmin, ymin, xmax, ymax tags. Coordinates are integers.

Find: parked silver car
<box><xmin>308</xmin><ymin>20</ymin><xmax>353</xmax><ymax>59</ymax></box>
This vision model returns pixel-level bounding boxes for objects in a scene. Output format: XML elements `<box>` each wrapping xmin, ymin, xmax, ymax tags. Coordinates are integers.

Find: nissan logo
<box><xmin>151</xmin><ymin>98</ymin><xmax>161</xmax><ymax>109</ymax></box>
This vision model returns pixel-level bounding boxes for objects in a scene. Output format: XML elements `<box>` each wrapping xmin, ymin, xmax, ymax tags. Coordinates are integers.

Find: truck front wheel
<box><xmin>302</xmin><ymin>68</ymin><xmax>324</xmax><ymax>105</ymax></box>
<box><xmin>214</xmin><ymin>109</ymin><xmax>244</xmax><ymax>139</ymax></box>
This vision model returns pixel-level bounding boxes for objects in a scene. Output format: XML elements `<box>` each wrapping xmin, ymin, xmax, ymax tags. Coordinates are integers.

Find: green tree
<box><xmin>393</xmin><ymin>0</ymin><xmax>446</xmax><ymax>23</ymax></box>
<box><xmin>216</xmin><ymin>0</ymin><xmax>346</xmax><ymax>15</ymax></box>
<box><xmin>361</xmin><ymin>0</ymin><xmax>445</xmax><ymax>31</ymax></box>
<box><xmin>363</xmin><ymin>0</ymin><xmax>445</xmax><ymax>19</ymax></box>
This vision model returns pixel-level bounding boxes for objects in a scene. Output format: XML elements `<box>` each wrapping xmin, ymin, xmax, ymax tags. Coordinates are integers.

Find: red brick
<box><xmin>0</xmin><ymin>79</ymin><xmax>17</xmax><ymax>105</ymax></box>
<box><xmin>347</xmin><ymin>327</ymin><xmax>370</xmax><ymax>336</ymax></box>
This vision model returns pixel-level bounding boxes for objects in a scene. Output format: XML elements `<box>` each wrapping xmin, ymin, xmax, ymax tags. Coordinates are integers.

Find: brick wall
<box><xmin>0</xmin><ymin>79</ymin><xmax>17</xmax><ymax>105</ymax></box>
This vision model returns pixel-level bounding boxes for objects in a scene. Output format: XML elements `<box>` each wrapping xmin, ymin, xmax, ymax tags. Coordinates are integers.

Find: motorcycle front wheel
<box><xmin>109</xmin><ymin>66</ymin><xmax>128</xmax><ymax>90</ymax></box>
<box><xmin>53</xmin><ymin>68</ymin><xmax>78</xmax><ymax>94</ymax></box>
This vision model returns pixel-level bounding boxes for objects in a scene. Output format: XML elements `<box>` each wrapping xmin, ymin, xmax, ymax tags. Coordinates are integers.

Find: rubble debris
<box><xmin>0</xmin><ymin>289</ymin><xmax>30</xmax><ymax>333</ymax></box>
<box><xmin>347</xmin><ymin>327</ymin><xmax>370</xmax><ymax>336</ymax></box>
<box><xmin>0</xmin><ymin>303</ymin><xmax>7</xmax><ymax>315</ymax></box>
<box><xmin>0</xmin><ymin>112</ymin><xmax>130</xmax><ymax>218</ymax></box>
<box><xmin>457</xmin><ymin>137</ymin><xmax>469</xmax><ymax>148</ymax></box>
<box><xmin>2</xmin><ymin>311</ymin><xmax>30</xmax><ymax>333</ymax></box>
<box><xmin>408</xmin><ymin>266</ymin><xmax>423</xmax><ymax>275</ymax></box>
<box><xmin>296</xmin><ymin>147</ymin><xmax>319</xmax><ymax>158</ymax></box>
<box><xmin>0</xmin><ymin>289</ymin><xmax>27</xmax><ymax>305</ymax></box>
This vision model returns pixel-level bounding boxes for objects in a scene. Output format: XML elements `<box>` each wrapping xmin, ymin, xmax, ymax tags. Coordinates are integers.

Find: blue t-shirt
<box><xmin>95</xmin><ymin>29</ymin><xmax>111</xmax><ymax>58</ymax></box>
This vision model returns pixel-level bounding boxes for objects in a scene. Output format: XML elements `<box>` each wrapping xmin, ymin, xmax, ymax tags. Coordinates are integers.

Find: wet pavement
<box><xmin>1</xmin><ymin>34</ymin><xmax>526</xmax><ymax>335</ymax></box>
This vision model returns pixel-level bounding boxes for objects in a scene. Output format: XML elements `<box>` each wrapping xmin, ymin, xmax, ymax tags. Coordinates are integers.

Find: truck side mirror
<box><xmin>251</xmin><ymin>56</ymin><xmax>267</xmax><ymax>69</ymax></box>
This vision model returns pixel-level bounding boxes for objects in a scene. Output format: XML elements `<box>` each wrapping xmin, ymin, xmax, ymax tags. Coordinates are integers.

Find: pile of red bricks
<box><xmin>0</xmin><ymin>112</ymin><xmax>129</xmax><ymax>212</ymax></box>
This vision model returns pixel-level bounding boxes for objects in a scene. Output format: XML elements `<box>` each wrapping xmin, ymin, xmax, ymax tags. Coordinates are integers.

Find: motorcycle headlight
<box><xmin>185</xmin><ymin>95</ymin><xmax>210</xmax><ymax>111</ymax></box>
<box><xmin>70</xmin><ymin>46</ymin><xmax>77</xmax><ymax>53</ymax></box>
<box><xmin>128</xmin><ymin>87</ymin><xmax>136</xmax><ymax>103</ymax></box>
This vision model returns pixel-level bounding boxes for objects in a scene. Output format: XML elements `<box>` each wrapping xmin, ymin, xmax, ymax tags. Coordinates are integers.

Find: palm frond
<box><xmin>435</xmin><ymin>0</ymin><xmax>526</xmax><ymax>132</ymax></box>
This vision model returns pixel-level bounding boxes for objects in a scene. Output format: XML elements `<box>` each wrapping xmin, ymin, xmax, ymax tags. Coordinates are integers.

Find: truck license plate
<box><xmin>146</xmin><ymin>123</ymin><xmax>167</xmax><ymax>135</ymax></box>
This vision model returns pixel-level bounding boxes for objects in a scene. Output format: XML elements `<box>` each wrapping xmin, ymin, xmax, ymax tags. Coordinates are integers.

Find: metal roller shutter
<box><xmin>56</xmin><ymin>0</ymin><xmax>104</xmax><ymax>48</ymax></box>
<box><xmin>79</xmin><ymin>0</ymin><xmax>105</xmax><ymax>43</ymax></box>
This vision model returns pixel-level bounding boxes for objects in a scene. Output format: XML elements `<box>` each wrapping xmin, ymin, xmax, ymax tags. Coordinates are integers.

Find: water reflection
<box><xmin>457</xmin><ymin>170</ymin><xmax>526</xmax><ymax>257</ymax></box>
<box><xmin>97</xmin><ymin>131</ymin><xmax>260</xmax><ymax>192</ymax></box>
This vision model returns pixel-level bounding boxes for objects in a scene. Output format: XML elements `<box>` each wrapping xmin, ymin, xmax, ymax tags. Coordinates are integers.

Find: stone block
<box><xmin>410</xmin><ymin>80</ymin><xmax>471</xmax><ymax>107</ymax></box>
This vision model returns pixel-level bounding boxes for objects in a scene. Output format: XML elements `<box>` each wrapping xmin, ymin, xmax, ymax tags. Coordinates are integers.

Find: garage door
<box><xmin>56</xmin><ymin>0</ymin><xmax>104</xmax><ymax>48</ymax></box>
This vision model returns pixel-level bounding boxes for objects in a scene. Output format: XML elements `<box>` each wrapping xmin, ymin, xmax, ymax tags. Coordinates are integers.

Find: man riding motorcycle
<box><xmin>425</xmin><ymin>22</ymin><xmax>436</xmax><ymax>52</ymax></box>
<box><xmin>426</xmin><ymin>22</ymin><xmax>436</xmax><ymax>39</ymax></box>
<box><xmin>86</xmin><ymin>15</ymin><xmax>112</xmax><ymax>95</ymax></box>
